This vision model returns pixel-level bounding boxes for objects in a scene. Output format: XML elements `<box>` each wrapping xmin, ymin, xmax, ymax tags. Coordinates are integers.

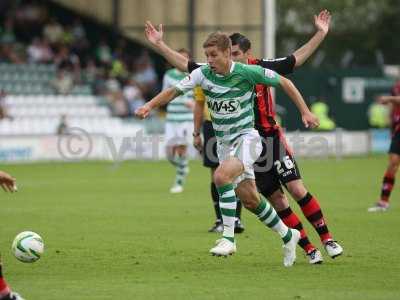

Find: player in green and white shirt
<box><xmin>178</xmin><ymin>62</ymin><xmax>279</xmax><ymax>143</ymax></box>
<box><xmin>136</xmin><ymin>32</ymin><xmax>319</xmax><ymax>266</ymax></box>
<box><xmin>162</xmin><ymin>49</ymin><xmax>195</xmax><ymax>194</ymax></box>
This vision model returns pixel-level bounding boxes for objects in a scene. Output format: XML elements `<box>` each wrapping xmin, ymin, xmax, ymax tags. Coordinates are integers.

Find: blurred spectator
<box><xmin>96</xmin><ymin>39</ymin><xmax>112</xmax><ymax>66</ymax></box>
<box><xmin>43</xmin><ymin>18</ymin><xmax>64</xmax><ymax>46</ymax></box>
<box><xmin>0</xmin><ymin>17</ymin><xmax>16</xmax><ymax>44</ymax></box>
<box><xmin>70</xmin><ymin>18</ymin><xmax>89</xmax><ymax>59</ymax></box>
<box><xmin>12</xmin><ymin>3</ymin><xmax>45</xmax><ymax>41</ymax></box>
<box><xmin>0</xmin><ymin>18</ymin><xmax>21</xmax><ymax>63</ymax></box>
<box><xmin>105</xmin><ymin>76</ymin><xmax>129</xmax><ymax>117</ymax></box>
<box><xmin>0</xmin><ymin>90</ymin><xmax>10</xmax><ymax>120</ymax></box>
<box><xmin>26</xmin><ymin>37</ymin><xmax>42</xmax><ymax>62</ymax></box>
<box><xmin>51</xmin><ymin>70</ymin><xmax>73</xmax><ymax>95</ymax></box>
<box><xmin>14</xmin><ymin>1</ymin><xmax>47</xmax><ymax>24</ymax></box>
<box><xmin>368</xmin><ymin>101</ymin><xmax>390</xmax><ymax>128</ymax></box>
<box><xmin>62</xmin><ymin>25</ymin><xmax>74</xmax><ymax>46</ymax></box>
<box><xmin>310</xmin><ymin>97</ymin><xmax>336</xmax><ymax>131</ymax></box>
<box><xmin>123</xmin><ymin>79</ymin><xmax>145</xmax><ymax>115</ymax></box>
<box><xmin>0</xmin><ymin>44</ymin><xmax>23</xmax><ymax>64</ymax></box>
<box><xmin>27</xmin><ymin>37</ymin><xmax>53</xmax><ymax>63</ymax></box>
<box><xmin>110</xmin><ymin>49</ymin><xmax>128</xmax><ymax>79</ymax></box>
<box><xmin>111</xmin><ymin>95</ymin><xmax>129</xmax><ymax>118</ymax></box>
<box><xmin>57</xmin><ymin>114</ymin><xmax>69</xmax><ymax>135</ymax></box>
<box><xmin>54</xmin><ymin>45</ymin><xmax>81</xmax><ymax>82</ymax></box>
<box><xmin>0</xmin><ymin>2</ymin><xmax>163</xmax><ymax>119</ymax></box>
<box><xmin>93</xmin><ymin>68</ymin><xmax>108</xmax><ymax>95</ymax></box>
<box><xmin>133</xmin><ymin>51</ymin><xmax>158</xmax><ymax>99</ymax></box>
<box><xmin>71</xmin><ymin>19</ymin><xmax>86</xmax><ymax>41</ymax></box>
<box><xmin>82</xmin><ymin>58</ymin><xmax>98</xmax><ymax>84</ymax></box>
<box><xmin>40</xmin><ymin>38</ymin><xmax>53</xmax><ymax>62</ymax></box>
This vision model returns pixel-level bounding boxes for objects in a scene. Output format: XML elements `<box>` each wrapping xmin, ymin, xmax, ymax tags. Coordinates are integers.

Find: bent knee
<box><xmin>268</xmin><ymin>192</ymin><xmax>288</xmax><ymax>211</ymax></box>
<box><xmin>242</xmin><ymin>197</ymin><xmax>259</xmax><ymax>210</ymax></box>
<box><xmin>388</xmin><ymin>162</ymin><xmax>400</xmax><ymax>174</ymax></box>
<box><xmin>213</xmin><ymin>170</ymin><xmax>231</xmax><ymax>186</ymax></box>
<box><xmin>287</xmin><ymin>183</ymin><xmax>307</xmax><ymax>200</ymax></box>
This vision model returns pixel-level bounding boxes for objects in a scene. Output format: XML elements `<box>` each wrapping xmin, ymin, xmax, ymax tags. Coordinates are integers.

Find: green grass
<box><xmin>1</xmin><ymin>155</ymin><xmax>399</xmax><ymax>300</ymax></box>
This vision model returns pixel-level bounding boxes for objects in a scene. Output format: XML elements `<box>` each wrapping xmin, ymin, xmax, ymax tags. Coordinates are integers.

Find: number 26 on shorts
<box><xmin>274</xmin><ymin>155</ymin><xmax>294</xmax><ymax>175</ymax></box>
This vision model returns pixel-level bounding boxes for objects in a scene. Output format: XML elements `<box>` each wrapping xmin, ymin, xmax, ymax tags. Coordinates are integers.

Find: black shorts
<box><xmin>202</xmin><ymin>120</ymin><xmax>219</xmax><ymax>168</ymax></box>
<box><xmin>254</xmin><ymin>129</ymin><xmax>301</xmax><ymax>197</ymax></box>
<box><xmin>389</xmin><ymin>132</ymin><xmax>400</xmax><ymax>155</ymax></box>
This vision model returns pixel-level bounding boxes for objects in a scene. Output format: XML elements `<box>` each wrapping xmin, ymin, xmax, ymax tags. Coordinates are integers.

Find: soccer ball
<box><xmin>11</xmin><ymin>231</ymin><xmax>44</xmax><ymax>263</ymax></box>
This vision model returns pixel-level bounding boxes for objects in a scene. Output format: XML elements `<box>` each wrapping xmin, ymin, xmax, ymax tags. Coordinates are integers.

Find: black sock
<box><xmin>236</xmin><ymin>199</ymin><xmax>242</xmax><ymax>220</ymax></box>
<box><xmin>211</xmin><ymin>182</ymin><xmax>222</xmax><ymax>221</ymax></box>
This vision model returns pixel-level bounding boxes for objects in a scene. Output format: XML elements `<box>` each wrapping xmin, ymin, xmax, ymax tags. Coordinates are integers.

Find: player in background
<box><xmin>369</xmin><ymin>80</ymin><xmax>400</xmax><ymax>212</ymax></box>
<box><xmin>162</xmin><ymin>48</ymin><xmax>195</xmax><ymax>193</ymax></box>
<box><xmin>0</xmin><ymin>170</ymin><xmax>24</xmax><ymax>300</ymax></box>
<box><xmin>137</xmin><ymin>32</ymin><xmax>320</xmax><ymax>266</ymax></box>
<box><xmin>144</xmin><ymin>10</ymin><xmax>343</xmax><ymax>264</ymax></box>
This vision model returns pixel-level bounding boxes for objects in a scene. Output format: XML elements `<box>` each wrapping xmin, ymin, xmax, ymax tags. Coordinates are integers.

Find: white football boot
<box><xmin>210</xmin><ymin>238</ymin><xmax>236</xmax><ymax>256</ymax></box>
<box><xmin>169</xmin><ymin>184</ymin><xmax>183</xmax><ymax>194</ymax></box>
<box><xmin>324</xmin><ymin>240</ymin><xmax>343</xmax><ymax>258</ymax></box>
<box><xmin>306</xmin><ymin>249</ymin><xmax>323</xmax><ymax>264</ymax></box>
<box><xmin>282</xmin><ymin>229</ymin><xmax>300</xmax><ymax>267</ymax></box>
<box><xmin>368</xmin><ymin>201</ymin><xmax>389</xmax><ymax>212</ymax></box>
<box><xmin>9</xmin><ymin>292</ymin><xmax>25</xmax><ymax>300</ymax></box>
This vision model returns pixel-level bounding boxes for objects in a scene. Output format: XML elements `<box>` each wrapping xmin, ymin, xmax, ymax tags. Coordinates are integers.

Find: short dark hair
<box><xmin>203</xmin><ymin>32</ymin><xmax>231</xmax><ymax>51</ymax></box>
<box><xmin>177</xmin><ymin>48</ymin><xmax>191</xmax><ymax>59</ymax></box>
<box><xmin>229</xmin><ymin>33</ymin><xmax>251</xmax><ymax>53</ymax></box>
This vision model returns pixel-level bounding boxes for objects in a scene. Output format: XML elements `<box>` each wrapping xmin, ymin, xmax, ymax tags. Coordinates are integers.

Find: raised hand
<box><xmin>145</xmin><ymin>20</ymin><xmax>164</xmax><ymax>45</ymax></box>
<box><xmin>314</xmin><ymin>9</ymin><xmax>331</xmax><ymax>35</ymax></box>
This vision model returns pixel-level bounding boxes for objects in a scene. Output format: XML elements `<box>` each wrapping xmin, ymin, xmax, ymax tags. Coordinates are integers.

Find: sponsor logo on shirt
<box><xmin>264</xmin><ymin>69</ymin><xmax>275</xmax><ymax>79</ymax></box>
<box><xmin>207</xmin><ymin>98</ymin><xmax>240</xmax><ymax>115</ymax></box>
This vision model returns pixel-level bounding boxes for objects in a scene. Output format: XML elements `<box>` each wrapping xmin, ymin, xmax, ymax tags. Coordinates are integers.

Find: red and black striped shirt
<box><xmin>391</xmin><ymin>81</ymin><xmax>400</xmax><ymax>135</ymax></box>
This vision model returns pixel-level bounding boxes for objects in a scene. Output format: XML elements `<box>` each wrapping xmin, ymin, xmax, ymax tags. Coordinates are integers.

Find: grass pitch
<box><xmin>0</xmin><ymin>155</ymin><xmax>399</xmax><ymax>300</ymax></box>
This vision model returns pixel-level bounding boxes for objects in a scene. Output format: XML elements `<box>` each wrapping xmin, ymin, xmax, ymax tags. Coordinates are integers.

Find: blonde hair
<box><xmin>202</xmin><ymin>32</ymin><xmax>231</xmax><ymax>51</ymax></box>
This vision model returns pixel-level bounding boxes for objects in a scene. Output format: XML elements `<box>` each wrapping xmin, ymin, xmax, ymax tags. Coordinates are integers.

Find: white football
<box><xmin>11</xmin><ymin>231</ymin><xmax>44</xmax><ymax>263</ymax></box>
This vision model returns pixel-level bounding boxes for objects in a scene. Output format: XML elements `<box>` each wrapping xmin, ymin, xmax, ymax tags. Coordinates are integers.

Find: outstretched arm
<box><xmin>145</xmin><ymin>21</ymin><xmax>189</xmax><ymax>72</ymax></box>
<box><xmin>293</xmin><ymin>9</ymin><xmax>331</xmax><ymax>67</ymax></box>
<box><xmin>278</xmin><ymin>76</ymin><xmax>319</xmax><ymax>128</ymax></box>
<box><xmin>136</xmin><ymin>67</ymin><xmax>201</xmax><ymax>119</ymax></box>
<box><xmin>377</xmin><ymin>95</ymin><xmax>400</xmax><ymax>105</ymax></box>
<box><xmin>135</xmin><ymin>87</ymin><xmax>179</xmax><ymax>119</ymax></box>
<box><xmin>246</xmin><ymin>64</ymin><xmax>319</xmax><ymax>128</ymax></box>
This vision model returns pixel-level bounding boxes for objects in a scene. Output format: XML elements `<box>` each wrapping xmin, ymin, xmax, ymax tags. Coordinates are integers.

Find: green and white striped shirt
<box><xmin>162</xmin><ymin>68</ymin><xmax>194</xmax><ymax>123</ymax></box>
<box><xmin>175</xmin><ymin>62</ymin><xmax>280</xmax><ymax>143</ymax></box>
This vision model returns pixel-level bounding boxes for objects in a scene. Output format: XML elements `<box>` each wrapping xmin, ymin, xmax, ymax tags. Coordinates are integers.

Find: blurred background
<box><xmin>0</xmin><ymin>0</ymin><xmax>399</xmax><ymax>162</ymax></box>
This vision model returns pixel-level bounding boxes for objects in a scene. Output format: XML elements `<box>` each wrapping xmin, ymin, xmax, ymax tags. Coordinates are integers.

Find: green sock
<box><xmin>217</xmin><ymin>183</ymin><xmax>237</xmax><ymax>242</ymax></box>
<box><xmin>174</xmin><ymin>155</ymin><xmax>188</xmax><ymax>186</ymax></box>
<box><xmin>251</xmin><ymin>195</ymin><xmax>292</xmax><ymax>244</ymax></box>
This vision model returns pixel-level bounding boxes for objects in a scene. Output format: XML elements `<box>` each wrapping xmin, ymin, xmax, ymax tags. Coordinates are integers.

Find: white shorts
<box><xmin>217</xmin><ymin>129</ymin><xmax>263</xmax><ymax>184</ymax></box>
<box><xmin>165</xmin><ymin>121</ymin><xmax>194</xmax><ymax>146</ymax></box>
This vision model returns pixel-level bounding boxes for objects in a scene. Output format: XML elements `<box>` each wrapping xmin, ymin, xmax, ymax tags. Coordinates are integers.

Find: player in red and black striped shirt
<box><xmin>227</xmin><ymin>28</ymin><xmax>342</xmax><ymax>263</ymax></box>
<box><xmin>369</xmin><ymin>80</ymin><xmax>400</xmax><ymax>212</ymax></box>
<box><xmin>145</xmin><ymin>9</ymin><xmax>343</xmax><ymax>263</ymax></box>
